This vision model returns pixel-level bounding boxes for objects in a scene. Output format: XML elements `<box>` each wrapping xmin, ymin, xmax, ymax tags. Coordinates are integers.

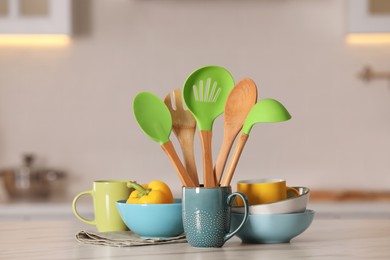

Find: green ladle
<box><xmin>220</xmin><ymin>98</ymin><xmax>292</xmax><ymax>186</ymax></box>
<box><xmin>133</xmin><ymin>92</ymin><xmax>196</xmax><ymax>187</ymax></box>
<box><xmin>182</xmin><ymin>66</ymin><xmax>235</xmax><ymax>187</ymax></box>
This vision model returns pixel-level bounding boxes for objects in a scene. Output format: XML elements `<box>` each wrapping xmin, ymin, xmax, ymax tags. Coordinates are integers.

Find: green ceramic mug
<box><xmin>182</xmin><ymin>186</ymin><xmax>249</xmax><ymax>248</ymax></box>
<box><xmin>72</xmin><ymin>180</ymin><xmax>131</xmax><ymax>232</ymax></box>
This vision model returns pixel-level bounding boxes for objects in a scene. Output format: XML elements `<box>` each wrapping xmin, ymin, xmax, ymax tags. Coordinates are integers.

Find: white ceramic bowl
<box><xmin>232</xmin><ymin>187</ymin><xmax>310</xmax><ymax>214</ymax></box>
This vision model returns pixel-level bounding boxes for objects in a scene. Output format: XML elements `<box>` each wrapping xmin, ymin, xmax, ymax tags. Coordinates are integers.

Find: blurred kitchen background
<box><xmin>0</xmin><ymin>0</ymin><xmax>390</xmax><ymax>204</ymax></box>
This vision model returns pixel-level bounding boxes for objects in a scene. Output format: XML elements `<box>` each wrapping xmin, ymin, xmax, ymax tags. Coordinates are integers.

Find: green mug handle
<box><xmin>72</xmin><ymin>190</ymin><xmax>96</xmax><ymax>226</ymax></box>
<box><xmin>224</xmin><ymin>192</ymin><xmax>249</xmax><ymax>242</ymax></box>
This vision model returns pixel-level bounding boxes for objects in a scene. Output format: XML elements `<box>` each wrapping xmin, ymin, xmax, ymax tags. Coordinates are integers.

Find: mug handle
<box><xmin>287</xmin><ymin>186</ymin><xmax>300</xmax><ymax>197</ymax></box>
<box><xmin>72</xmin><ymin>190</ymin><xmax>96</xmax><ymax>226</ymax></box>
<box><xmin>224</xmin><ymin>192</ymin><xmax>249</xmax><ymax>242</ymax></box>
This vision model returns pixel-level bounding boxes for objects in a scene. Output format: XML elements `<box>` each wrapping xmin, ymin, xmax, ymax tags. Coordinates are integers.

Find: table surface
<box><xmin>1</xmin><ymin>214</ymin><xmax>390</xmax><ymax>259</ymax></box>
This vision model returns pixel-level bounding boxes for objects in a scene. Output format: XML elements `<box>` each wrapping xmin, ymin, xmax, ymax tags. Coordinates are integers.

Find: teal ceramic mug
<box><xmin>182</xmin><ymin>186</ymin><xmax>249</xmax><ymax>248</ymax></box>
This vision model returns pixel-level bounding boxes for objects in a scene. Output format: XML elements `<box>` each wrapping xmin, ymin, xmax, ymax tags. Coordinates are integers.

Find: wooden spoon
<box><xmin>164</xmin><ymin>88</ymin><xmax>199</xmax><ymax>186</ymax></box>
<box><xmin>215</xmin><ymin>78</ymin><xmax>258</xmax><ymax>184</ymax></box>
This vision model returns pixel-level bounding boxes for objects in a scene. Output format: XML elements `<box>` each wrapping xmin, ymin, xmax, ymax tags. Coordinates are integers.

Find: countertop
<box><xmin>1</xmin><ymin>199</ymin><xmax>390</xmax><ymax>220</ymax></box>
<box><xmin>1</xmin><ymin>217</ymin><xmax>390</xmax><ymax>259</ymax></box>
<box><xmin>0</xmin><ymin>201</ymin><xmax>389</xmax><ymax>259</ymax></box>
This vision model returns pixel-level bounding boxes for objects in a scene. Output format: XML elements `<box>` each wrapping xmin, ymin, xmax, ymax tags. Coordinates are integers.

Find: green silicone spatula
<box><xmin>133</xmin><ymin>92</ymin><xmax>196</xmax><ymax>187</ymax></box>
<box><xmin>183</xmin><ymin>66</ymin><xmax>235</xmax><ymax>187</ymax></box>
<box><xmin>220</xmin><ymin>98</ymin><xmax>292</xmax><ymax>187</ymax></box>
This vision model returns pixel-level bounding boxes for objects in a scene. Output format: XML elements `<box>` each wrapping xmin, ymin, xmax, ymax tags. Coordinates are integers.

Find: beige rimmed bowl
<box><xmin>232</xmin><ymin>187</ymin><xmax>310</xmax><ymax>214</ymax></box>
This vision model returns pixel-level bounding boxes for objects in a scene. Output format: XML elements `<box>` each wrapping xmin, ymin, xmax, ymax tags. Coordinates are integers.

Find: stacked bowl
<box><xmin>231</xmin><ymin>181</ymin><xmax>314</xmax><ymax>244</ymax></box>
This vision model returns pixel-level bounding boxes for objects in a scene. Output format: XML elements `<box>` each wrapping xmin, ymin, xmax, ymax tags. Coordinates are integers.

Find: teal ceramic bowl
<box><xmin>116</xmin><ymin>199</ymin><xmax>183</xmax><ymax>238</ymax></box>
<box><xmin>231</xmin><ymin>210</ymin><xmax>315</xmax><ymax>244</ymax></box>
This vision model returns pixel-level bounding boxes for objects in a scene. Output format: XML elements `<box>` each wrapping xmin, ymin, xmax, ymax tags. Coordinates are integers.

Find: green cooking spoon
<box><xmin>133</xmin><ymin>92</ymin><xmax>196</xmax><ymax>187</ymax></box>
<box><xmin>220</xmin><ymin>98</ymin><xmax>292</xmax><ymax>186</ymax></box>
<box><xmin>182</xmin><ymin>65</ymin><xmax>235</xmax><ymax>187</ymax></box>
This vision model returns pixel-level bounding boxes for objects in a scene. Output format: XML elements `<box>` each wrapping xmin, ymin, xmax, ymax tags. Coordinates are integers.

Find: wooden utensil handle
<box><xmin>161</xmin><ymin>141</ymin><xmax>197</xmax><ymax>187</ymax></box>
<box><xmin>214</xmin><ymin>133</ymin><xmax>236</xmax><ymax>183</ymax></box>
<box><xmin>220</xmin><ymin>133</ymin><xmax>249</xmax><ymax>187</ymax></box>
<box><xmin>199</xmin><ymin>130</ymin><xmax>216</xmax><ymax>187</ymax></box>
<box><xmin>174</xmin><ymin>127</ymin><xmax>199</xmax><ymax>186</ymax></box>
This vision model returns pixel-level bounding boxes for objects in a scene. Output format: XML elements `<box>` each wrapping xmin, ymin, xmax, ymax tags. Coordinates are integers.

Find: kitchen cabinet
<box><xmin>348</xmin><ymin>0</ymin><xmax>390</xmax><ymax>34</ymax></box>
<box><xmin>0</xmin><ymin>0</ymin><xmax>71</xmax><ymax>34</ymax></box>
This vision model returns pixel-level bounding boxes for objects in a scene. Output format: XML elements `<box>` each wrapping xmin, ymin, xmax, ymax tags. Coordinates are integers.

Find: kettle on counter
<box><xmin>0</xmin><ymin>154</ymin><xmax>66</xmax><ymax>199</ymax></box>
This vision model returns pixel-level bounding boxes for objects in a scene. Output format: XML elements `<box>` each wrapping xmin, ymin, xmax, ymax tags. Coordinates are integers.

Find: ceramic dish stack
<box><xmin>231</xmin><ymin>187</ymin><xmax>314</xmax><ymax>244</ymax></box>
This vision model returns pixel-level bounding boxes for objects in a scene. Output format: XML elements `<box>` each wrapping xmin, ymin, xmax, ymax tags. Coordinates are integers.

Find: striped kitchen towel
<box><xmin>76</xmin><ymin>230</ymin><xmax>186</xmax><ymax>247</ymax></box>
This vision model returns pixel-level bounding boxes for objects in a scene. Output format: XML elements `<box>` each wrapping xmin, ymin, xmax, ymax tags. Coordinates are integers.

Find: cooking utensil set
<box><xmin>132</xmin><ymin>65</ymin><xmax>292</xmax><ymax>187</ymax></box>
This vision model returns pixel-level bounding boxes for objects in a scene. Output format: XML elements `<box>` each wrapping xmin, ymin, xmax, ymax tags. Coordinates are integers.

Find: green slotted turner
<box><xmin>133</xmin><ymin>92</ymin><xmax>196</xmax><ymax>187</ymax></box>
<box><xmin>182</xmin><ymin>66</ymin><xmax>235</xmax><ymax>187</ymax></box>
<box><xmin>220</xmin><ymin>98</ymin><xmax>292</xmax><ymax>186</ymax></box>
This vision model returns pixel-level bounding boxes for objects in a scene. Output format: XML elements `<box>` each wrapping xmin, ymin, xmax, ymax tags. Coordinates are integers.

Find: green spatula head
<box><xmin>241</xmin><ymin>98</ymin><xmax>292</xmax><ymax>135</ymax></box>
<box><xmin>133</xmin><ymin>92</ymin><xmax>172</xmax><ymax>145</ymax></box>
<box><xmin>182</xmin><ymin>66</ymin><xmax>235</xmax><ymax>131</ymax></box>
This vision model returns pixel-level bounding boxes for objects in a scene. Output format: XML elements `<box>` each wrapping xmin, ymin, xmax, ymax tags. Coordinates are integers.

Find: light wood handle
<box><xmin>175</xmin><ymin>127</ymin><xmax>199</xmax><ymax>186</ymax></box>
<box><xmin>199</xmin><ymin>130</ymin><xmax>216</xmax><ymax>187</ymax></box>
<box><xmin>220</xmin><ymin>133</ymin><xmax>249</xmax><ymax>187</ymax></box>
<box><xmin>214</xmin><ymin>134</ymin><xmax>236</xmax><ymax>184</ymax></box>
<box><xmin>161</xmin><ymin>141</ymin><xmax>197</xmax><ymax>187</ymax></box>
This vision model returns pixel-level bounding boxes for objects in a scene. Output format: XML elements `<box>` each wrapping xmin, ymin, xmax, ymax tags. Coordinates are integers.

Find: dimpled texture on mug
<box><xmin>183</xmin><ymin>208</ymin><xmax>229</xmax><ymax>247</ymax></box>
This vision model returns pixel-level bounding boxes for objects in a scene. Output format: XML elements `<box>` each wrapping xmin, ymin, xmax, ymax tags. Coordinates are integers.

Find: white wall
<box><xmin>0</xmin><ymin>0</ymin><xmax>389</xmax><ymax>199</ymax></box>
